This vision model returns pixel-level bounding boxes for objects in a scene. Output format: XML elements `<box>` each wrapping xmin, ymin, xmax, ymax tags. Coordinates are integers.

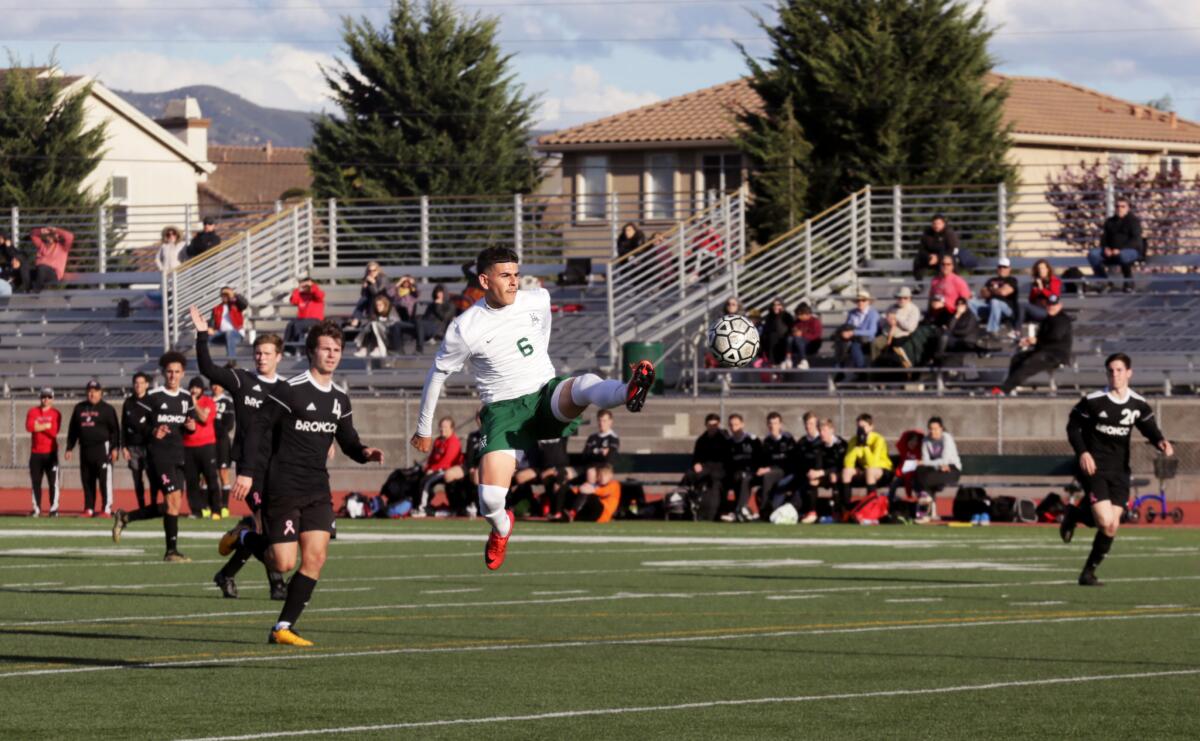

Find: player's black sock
<box><xmin>164</xmin><ymin>514</ymin><xmax>179</xmax><ymax>552</ymax></box>
<box><xmin>219</xmin><ymin>546</ymin><xmax>252</xmax><ymax>579</ymax></box>
<box><xmin>267</xmin><ymin>569</ymin><xmax>286</xmax><ymax>591</ymax></box>
<box><xmin>239</xmin><ymin>530</ymin><xmax>269</xmax><ymax>561</ymax></box>
<box><xmin>1074</xmin><ymin>504</ymin><xmax>1096</xmax><ymax>529</ymax></box>
<box><xmin>276</xmin><ymin>573</ymin><xmax>317</xmax><ymax>628</ymax></box>
<box><xmin>128</xmin><ymin>505</ymin><xmax>161</xmax><ymax>522</ymax></box>
<box><xmin>1085</xmin><ymin>532</ymin><xmax>1114</xmax><ymax>571</ymax></box>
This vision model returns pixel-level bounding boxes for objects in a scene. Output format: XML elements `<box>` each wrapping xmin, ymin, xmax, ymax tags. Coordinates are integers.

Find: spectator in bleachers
<box><xmin>833</xmin><ymin>290</ymin><xmax>878</xmax><ymax>374</ymax></box>
<box><xmin>453</xmin><ymin>262</ymin><xmax>485</xmax><ymax>315</ymax></box>
<box><xmin>385</xmin><ymin>275</ymin><xmax>425</xmax><ymax>353</ymax></box>
<box><xmin>348</xmin><ymin>262</ymin><xmax>389</xmax><ymax>325</ymax></box>
<box><xmin>971</xmin><ymin>258</ymin><xmax>1020</xmax><ymax>336</ymax></box>
<box><xmin>913</xmin><ymin>214</ymin><xmax>977</xmax><ymax>280</ymax></box>
<box><xmin>754</xmin><ymin>411</ymin><xmax>794</xmax><ymax>520</ymax></box>
<box><xmin>914</xmin><ymin>416</ymin><xmax>961</xmax><ymax>521</ymax></box>
<box><xmin>681</xmin><ymin>413</ymin><xmax>731</xmax><ymax>521</ymax></box>
<box><xmin>887</xmin><ymin>428</ymin><xmax>924</xmax><ymax>510</ymax></box>
<box><xmin>759</xmin><ymin>298</ymin><xmax>794</xmax><ymax>366</ymax></box>
<box><xmin>412</xmin><ymin>416</ymin><xmax>463</xmax><ymax>517</ymax></box>
<box><xmin>841</xmin><ymin>413</ymin><xmax>892</xmax><ymax>510</ymax></box>
<box><xmin>786</xmin><ymin>302</ymin><xmax>822</xmax><ymax>369</ymax></box>
<box><xmin>186</xmin><ymin>217</ymin><xmax>221</xmax><ymax>259</ymax></box>
<box><xmin>155</xmin><ymin>226</ymin><xmax>186</xmax><ymax>274</ymax></box>
<box><xmin>717</xmin><ymin>296</ymin><xmax>742</xmax><ymax>322</ymax></box>
<box><xmin>1089</xmin><ymin>198</ymin><xmax>1142</xmax><ymax>293</ymax></box>
<box><xmin>1025</xmin><ymin>259</ymin><xmax>1062</xmax><ymax>323</ymax></box>
<box><xmin>209</xmin><ymin>286</ymin><xmax>248</xmax><ymax>358</ymax></box>
<box><xmin>29</xmin><ymin>226</ymin><xmax>73</xmax><ymax>292</ymax></box>
<box><xmin>929</xmin><ymin>255</ymin><xmax>971</xmax><ymax>311</ymax></box>
<box><xmin>616</xmin><ymin>222</ymin><xmax>645</xmax><ymax>258</ymax></box>
<box><xmin>725</xmin><ymin>413</ymin><xmax>761</xmax><ymax>522</ymax></box>
<box><xmin>996</xmin><ymin>293</ymin><xmax>1073</xmax><ymax>395</ymax></box>
<box><xmin>285</xmin><ymin>277</ymin><xmax>325</xmax><ymax>356</ymax></box>
<box><xmin>936</xmin><ymin>297</ymin><xmax>984</xmax><ymax>364</ymax></box>
<box><xmin>353</xmin><ymin>294</ymin><xmax>395</xmax><ymax>358</ymax></box>
<box><xmin>799</xmin><ymin>417</ymin><xmax>847</xmax><ymax>524</ymax></box>
<box><xmin>577</xmin><ymin>409</ymin><xmax>620</xmax><ymax>485</ymax></box>
<box><xmin>871</xmin><ymin>287</ymin><xmax>920</xmax><ymax>361</ymax></box>
<box><xmin>420</xmin><ymin>284</ymin><xmax>455</xmax><ymax>343</ymax></box>
<box><xmin>566</xmin><ymin>463</ymin><xmax>622</xmax><ymax>523</ymax></box>
<box><xmin>1</xmin><ymin>233</ymin><xmax>30</xmax><ymax>295</ymax></box>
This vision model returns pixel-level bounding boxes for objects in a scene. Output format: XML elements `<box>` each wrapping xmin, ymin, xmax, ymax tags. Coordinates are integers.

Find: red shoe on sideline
<box><xmin>484</xmin><ymin>510</ymin><xmax>514</xmax><ymax>571</ymax></box>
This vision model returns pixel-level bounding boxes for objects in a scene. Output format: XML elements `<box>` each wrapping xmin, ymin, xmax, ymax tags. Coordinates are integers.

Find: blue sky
<box><xmin>4</xmin><ymin>0</ymin><xmax>1199</xmax><ymax>130</ymax></box>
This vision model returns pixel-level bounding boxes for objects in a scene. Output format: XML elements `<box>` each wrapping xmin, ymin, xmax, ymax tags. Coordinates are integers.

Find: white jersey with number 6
<box><xmin>416</xmin><ymin>288</ymin><xmax>556</xmax><ymax>436</ymax></box>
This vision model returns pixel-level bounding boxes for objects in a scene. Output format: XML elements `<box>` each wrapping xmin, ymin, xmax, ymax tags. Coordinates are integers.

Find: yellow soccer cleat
<box><xmin>217</xmin><ymin>517</ymin><xmax>254</xmax><ymax>556</ymax></box>
<box><xmin>269</xmin><ymin>628</ymin><xmax>313</xmax><ymax>647</ymax></box>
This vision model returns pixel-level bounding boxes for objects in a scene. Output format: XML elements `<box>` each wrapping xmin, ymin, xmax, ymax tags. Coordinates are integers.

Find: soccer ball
<box><xmin>708</xmin><ymin>314</ymin><xmax>760</xmax><ymax>367</ymax></box>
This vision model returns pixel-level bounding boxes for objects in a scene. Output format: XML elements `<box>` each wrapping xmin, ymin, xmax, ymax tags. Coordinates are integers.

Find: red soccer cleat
<box><xmin>625</xmin><ymin>360</ymin><xmax>655</xmax><ymax>413</ymax></box>
<box><xmin>484</xmin><ymin>510</ymin><xmax>514</xmax><ymax>571</ymax></box>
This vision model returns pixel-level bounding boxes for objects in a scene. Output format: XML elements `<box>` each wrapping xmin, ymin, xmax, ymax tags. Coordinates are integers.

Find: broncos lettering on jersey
<box><xmin>1067</xmin><ymin>388</ymin><xmax>1164</xmax><ymax>473</ymax></box>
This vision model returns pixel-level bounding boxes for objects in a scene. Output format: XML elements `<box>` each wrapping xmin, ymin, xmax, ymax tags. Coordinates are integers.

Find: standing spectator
<box><xmin>616</xmin><ymin>222</ymin><xmax>645</xmax><ymax>258</ymax></box>
<box><xmin>26</xmin><ymin>387</ymin><xmax>62</xmax><ymax>517</ymax></box>
<box><xmin>914</xmin><ymin>416</ymin><xmax>962</xmax><ymax>521</ymax></box>
<box><xmin>183</xmin><ymin>377</ymin><xmax>221</xmax><ymax>519</ymax></box>
<box><xmin>285</xmin><ymin>277</ymin><xmax>325</xmax><ymax>356</ymax></box>
<box><xmin>212</xmin><ymin>379</ymin><xmax>235</xmax><ymax>517</ymax></box>
<box><xmin>787</xmin><ymin>302</ymin><xmax>823</xmax><ymax>369</ymax></box>
<box><xmin>841</xmin><ymin>413</ymin><xmax>893</xmax><ymax>508</ymax></box>
<box><xmin>834</xmin><ymin>290</ymin><xmax>879</xmax><ymax>373</ymax></box>
<box><xmin>155</xmin><ymin>226</ymin><xmax>186</xmax><ymax>274</ymax></box>
<box><xmin>799</xmin><ymin>418</ymin><xmax>847</xmax><ymax>524</ymax></box>
<box><xmin>996</xmin><ymin>294</ymin><xmax>1073</xmax><ymax>395</ymax></box>
<box><xmin>186</xmin><ymin>217</ymin><xmax>221</xmax><ymax>259</ymax></box>
<box><xmin>122</xmin><ymin>372</ymin><xmax>154</xmax><ymax>510</ymax></box>
<box><xmin>29</xmin><ymin>226</ymin><xmax>73</xmax><ymax>292</ymax></box>
<box><xmin>210</xmin><ymin>286</ymin><xmax>248</xmax><ymax>358</ymax></box>
<box><xmin>354</xmin><ymin>294</ymin><xmax>395</xmax><ymax>358</ymax></box>
<box><xmin>65</xmin><ymin>380</ymin><xmax>120</xmax><ymax>517</ymax></box>
<box><xmin>725</xmin><ymin>413</ymin><xmax>761</xmax><ymax>522</ymax></box>
<box><xmin>413</xmin><ymin>417</ymin><xmax>464</xmax><ymax>516</ymax></box>
<box><xmin>1089</xmin><ymin>198</ymin><xmax>1142</xmax><ymax>293</ymax></box>
<box><xmin>754</xmin><ymin>411</ymin><xmax>794</xmax><ymax>519</ymax></box>
<box><xmin>1026</xmin><ymin>259</ymin><xmax>1062</xmax><ymax>323</ymax></box>
<box><xmin>420</xmin><ymin>284</ymin><xmax>455</xmax><ymax>343</ymax></box>
<box><xmin>758</xmin><ymin>298</ymin><xmax>794</xmax><ymax>366</ymax></box>
<box><xmin>970</xmin><ymin>258</ymin><xmax>1020</xmax><ymax>336</ymax></box>
<box><xmin>913</xmin><ymin>214</ymin><xmax>976</xmax><ymax>280</ymax></box>
<box><xmin>929</xmin><ymin>255</ymin><xmax>972</xmax><ymax>311</ymax></box>
<box><xmin>681</xmin><ymin>413</ymin><xmax>731</xmax><ymax>521</ymax></box>
<box><xmin>0</xmin><ymin>233</ymin><xmax>30</xmax><ymax>295</ymax></box>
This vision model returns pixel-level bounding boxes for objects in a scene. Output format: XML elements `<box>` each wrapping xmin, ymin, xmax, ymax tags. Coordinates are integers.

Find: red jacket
<box><xmin>26</xmin><ymin>406</ymin><xmax>62</xmax><ymax>454</ymax></box>
<box><xmin>184</xmin><ymin>395</ymin><xmax>217</xmax><ymax>447</ymax></box>
<box><xmin>31</xmin><ymin>228</ymin><xmax>74</xmax><ymax>280</ymax></box>
<box><xmin>290</xmin><ymin>285</ymin><xmax>326</xmax><ymax>320</ymax></box>
<box><xmin>1029</xmin><ymin>274</ymin><xmax>1062</xmax><ymax>305</ymax></box>
<box><xmin>211</xmin><ymin>300</ymin><xmax>246</xmax><ymax>332</ymax></box>
<box><xmin>425</xmin><ymin>434</ymin><xmax>463</xmax><ymax>473</ymax></box>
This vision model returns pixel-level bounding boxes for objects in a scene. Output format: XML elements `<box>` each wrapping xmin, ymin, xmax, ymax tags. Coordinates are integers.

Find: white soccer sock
<box><xmin>569</xmin><ymin>373</ymin><xmax>626</xmax><ymax>410</ymax></box>
<box><xmin>479</xmin><ymin>484</ymin><xmax>511</xmax><ymax>536</ymax></box>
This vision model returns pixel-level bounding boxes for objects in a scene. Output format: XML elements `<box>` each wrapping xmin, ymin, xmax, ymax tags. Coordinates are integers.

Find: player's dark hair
<box><xmin>132</xmin><ymin>372</ymin><xmax>151</xmax><ymax>384</ymax></box>
<box><xmin>158</xmin><ymin>350</ymin><xmax>186</xmax><ymax>371</ymax></box>
<box><xmin>802</xmin><ymin>411</ymin><xmax>817</xmax><ymax>423</ymax></box>
<box><xmin>728</xmin><ymin>413</ymin><xmax>743</xmax><ymax>423</ymax></box>
<box><xmin>305</xmin><ymin>320</ymin><xmax>344</xmax><ymax>357</ymax></box>
<box><xmin>476</xmin><ymin>246</ymin><xmax>519</xmax><ymax>276</ymax></box>
<box><xmin>856</xmin><ymin>413</ymin><xmax>873</xmax><ymax>425</ymax></box>
<box><xmin>704</xmin><ymin>413</ymin><xmax>721</xmax><ymax>424</ymax></box>
<box><xmin>931</xmin><ymin>213</ymin><xmax>946</xmax><ymax>222</ymax></box>
<box><xmin>767</xmin><ymin>411</ymin><xmax>782</xmax><ymax>422</ymax></box>
<box><xmin>1105</xmin><ymin>352</ymin><xmax>1132</xmax><ymax>371</ymax></box>
<box><xmin>254</xmin><ymin>333</ymin><xmax>283</xmax><ymax>353</ymax></box>
<box><xmin>597</xmin><ymin>409</ymin><xmax>613</xmax><ymax>420</ymax></box>
<box><xmin>927</xmin><ymin>416</ymin><xmax>944</xmax><ymax>428</ymax></box>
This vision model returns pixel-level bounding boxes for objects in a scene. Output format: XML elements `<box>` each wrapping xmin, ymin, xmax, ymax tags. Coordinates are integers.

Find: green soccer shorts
<box><xmin>478</xmin><ymin>375</ymin><xmax>583</xmax><ymax>457</ymax></box>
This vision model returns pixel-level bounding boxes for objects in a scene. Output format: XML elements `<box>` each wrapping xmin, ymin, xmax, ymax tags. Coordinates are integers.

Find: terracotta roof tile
<box><xmin>203</xmin><ymin>144</ymin><xmax>312</xmax><ymax>207</ymax></box>
<box><xmin>539</xmin><ymin>74</ymin><xmax>1200</xmax><ymax>148</ymax></box>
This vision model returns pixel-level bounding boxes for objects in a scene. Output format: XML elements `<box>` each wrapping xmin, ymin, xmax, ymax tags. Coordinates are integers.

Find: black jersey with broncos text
<box><xmin>240</xmin><ymin>370</ymin><xmax>369</xmax><ymax>495</ymax></box>
<box><xmin>728</xmin><ymin>433</ymin><xmax>760</xmax><ymax>474</ymax></box>
<box><xmin>196</xmin><ymin>331</ymin><xmax>280</xmax><ymax>466</ymax></box>
<box><xmin>759</xmin><ymin>432</ymin><xmax>795</xmax><ymax>469</ymax></box>
<box><xmin>136</xmin><ymin>388</ymin><xmax>191</xmax><ymax>463</ymax></box>
<box><xmin>1067</xmin><ymin>389</ymin><xmax>1163</xmax><ymax>473</ymax></box>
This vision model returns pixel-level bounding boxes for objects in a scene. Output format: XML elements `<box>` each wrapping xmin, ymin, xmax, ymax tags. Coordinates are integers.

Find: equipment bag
<box><xmin>953</xmin><ymin>487</ymin><xmax>991</xmax><ymax>522</ymax></box>
<box><xmin>1015</xmin><ymin>498</ymin><xmax>1038</xmax><ymax>523</ymax></box>
<box><xmin>991</xmin><ymin>495</ymin><xmax>1017</xmax><ymax>522</ymax></box>
<box><xmin>847</xmin><ymin>493</ymin><xmax>888</xmax><ymax>524</ymax></box>
<box><xmin>1036</xmin><ymin>492</ymin><xmax>1065</xmax><ymax>523</ymax></box>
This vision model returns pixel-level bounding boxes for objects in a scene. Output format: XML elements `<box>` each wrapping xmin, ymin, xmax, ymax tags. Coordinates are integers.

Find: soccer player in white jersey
<box><xmin>412</xmin><ymin>246</ymin><xmax>655</xmax><ymax>570</ymax></box>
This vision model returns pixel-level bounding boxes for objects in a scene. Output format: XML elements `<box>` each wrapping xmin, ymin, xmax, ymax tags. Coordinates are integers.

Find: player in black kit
<box><xmin>1062</xmin><ymin>353</ymin><xmax>1173</xmax><ymax>586</ymax></box>
<box><xmin>188</xmin><ymin>305</ymin><xmax>289</xmax><ymax>600</ymax></box>
<box><xmin>65</xmin><ymin>380</ymin><xmax>121</xmax><ymax>516</ymax></box>
<box><xmin>236</xmin><ymin>320</ymin><xmax>383</xmax><ymax>646</ymax></box>
<box><xmin>754</xmin><ymin>411</ymin><xmax>795</xmax><ymax>520</ymax></box>
<box><xmin>212</xmin><ymin>379</ymin><xmax>234</xmax><ymax>515</ymax></box>
<box><xmin>111</xmin><ymin>352</ymin><xmax>194</xmax><ymax>562</ymax></box>
<box><xmin>122</xmin><ymin>373</ymin><xmax>154</xmax><ymax>509</ymax></box>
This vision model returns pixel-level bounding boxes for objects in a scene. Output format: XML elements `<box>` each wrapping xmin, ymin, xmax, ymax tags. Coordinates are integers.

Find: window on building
<box><xmin>701</xmin><ymin>153</ymin><xmax>743</xmax><ymax>203</ymax></box>
<box><xmin>111</xmin><ymin>175</ymin><xmax>129</xmax><ymax>201</ymax></box>
<box><xmin>645</xmin><ymin>153</ymin><xmax>677</xmax><ymax>220</ymax></box>
<box><xmin>1160</xmin><ymin>156</ymin><xmax>1183</xmax><ymax>176</ymax></box>
<box><xmin>576</xmin><ymin>156</ymin><xmax>608</xmax><ymax>221</ymax></box>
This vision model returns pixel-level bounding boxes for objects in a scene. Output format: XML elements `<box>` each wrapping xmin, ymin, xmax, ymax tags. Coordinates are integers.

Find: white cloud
<box><xmin>535</xmin><ymin>64</ymin><xmax>661</xmax><ymax>127</ymax></box>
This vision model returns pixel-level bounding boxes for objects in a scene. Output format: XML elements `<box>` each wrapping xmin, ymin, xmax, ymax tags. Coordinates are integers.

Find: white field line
<box><xmin>172</xmin><ymin>668</ymin><xmax>1200</xmax><ymax>741</ymax></box>
<box><xmin>531</xmin><ymin>590</ymin><xmax>589</xmax><ymax>596</ymax></box>
<box><xmin>885</xmin><ymin>598</ymin><xmax>943</xmax><ymax>603</ymax></box>
<box><xmin>4</xmin><ymin>574</ymin><xmax>1200</xmax><ymax>631</ymax></box>
<box><xmin>418</xmin><ymin>588</ymin><xmax>482</xmax><ymax>595</ymax></box>
<box><xmin>765</xmin><ymin>595</ymin><xmax>824</xmax><ymax>601</ymax></box>
<box><xmin>1010</xmin><ymin>601</ymin><xmax>1067</xmax><ymax>606</ymax></box>
<box><xmin>7</xmin><ymin>611</ymin><xmax>1200</xmax><ymax>682</ymax></box>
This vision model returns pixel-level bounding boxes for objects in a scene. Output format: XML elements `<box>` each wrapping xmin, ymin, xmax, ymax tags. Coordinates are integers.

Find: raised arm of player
<box><xmin>412</xmin><ymin>322</ymin><xmax>469</xmax><ymax>452</ymax></box>
<box><xmin>190</xmin><ymin>305</ymin><xmax>240</xmax><ymax>390</ymax></box>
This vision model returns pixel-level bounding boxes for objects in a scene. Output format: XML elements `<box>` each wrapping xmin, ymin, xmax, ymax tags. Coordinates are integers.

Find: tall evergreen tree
<box><xmin>737</xmin><ymin>0</ymin><xmax>1017</xmax><ymax>240</ymax></box>
<box><xmin>0</xmin><ymin>63</ymin><xmax>107</xmax><ymax>208</ymax></box>
<box><xmin>736</xmin><ymin>96</ymin><xmax>810</xmax><ymax>242</ymax></box>
<box><xmin>310</xmin><ymin>0</ymin><xmax>542</xmax><ymax>200</ymax></box>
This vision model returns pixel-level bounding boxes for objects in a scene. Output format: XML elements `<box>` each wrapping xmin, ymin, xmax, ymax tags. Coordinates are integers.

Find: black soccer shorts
<box><xmin>261</xmin><ymin>491</ymin><xmax>335</xmax><ymax>544</ymax></box>
<box><xmin>149</xmin><ymin>458</ymin><xmax>184</xmax><ymax>497</ymax></box>
<box><xmin>1081</xmin><ymin>469</ymin><xmax>1130</xmax><ymax>508</ymax></box>
<box><xmin>216</xmin><ymin>436</ymin><xmax>232</xmax><ymax>470</ymax></box>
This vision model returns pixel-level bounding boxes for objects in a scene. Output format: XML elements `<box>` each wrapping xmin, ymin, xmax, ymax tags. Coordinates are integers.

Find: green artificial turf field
<box><xmin>1</xmin><ymin>518</ymin><xmax>1197</xmax><ymax>740</ymax></box>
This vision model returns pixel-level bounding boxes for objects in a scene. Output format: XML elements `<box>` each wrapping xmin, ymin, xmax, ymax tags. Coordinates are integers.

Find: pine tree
<box><xmin>309</xmin><ymin>0</ymin><xmax>542</xmax><ymax>200</ymax></box>
<box><xmin>736</xmin><ymin>96</ymin><xmax>810</xmax><ymax>242</ymax></box>
<box><xmin>0</xmin><ymin>63</ymin><xmax>107</xmax><ymax>208</ymax></box>
<box><xmin>737</xmin><ymin>0</ymin><xmax>1017</xmax><ymax>240</ymax></box>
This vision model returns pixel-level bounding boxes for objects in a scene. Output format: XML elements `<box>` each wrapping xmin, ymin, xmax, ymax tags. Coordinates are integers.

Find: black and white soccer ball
<box><xmin>707</xmin><ymin>313</ymin><xmax>760</xmax><ymax>367</ymax></box>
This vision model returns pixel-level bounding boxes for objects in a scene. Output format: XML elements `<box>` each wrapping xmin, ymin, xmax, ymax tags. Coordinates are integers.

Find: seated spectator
<box><xmin>786</xmin><ymin>302</ymin><xmax>822</xmax><ymax>369</ymax></box>
<box><xmin>616</xmin><ymin>222</ymin><xmax>645</xmax><ymax>258</ymax></box>
<box><xmin>834</xmin><ymin>290</ymin><xmax>879</xmax><ymax>373</ymax></box>
<box><xmin>1089</xmin><ymin>198</ymin><xmax>1142</xmax><ymax>293</ymax></box>
<box><xmin>680</xmin><ymin>413</ymin><xmax>730</xmax><ymax>522</ymax></box>
<box><xmin>354</xmin><ymin>294</ymin><xmax>395</xmax><ymax>358</ymax></box>
<box><xmin>284</xmin><ymin>277</ymin><xmax>325</xmax><ymax>356</ymax></box>
<box><xmin>913</xmin><ymin>416</ymin><xmax>961</xmax><ymax>522</ymax></box>
<box><xmin>536</xmin><ymin>437</ymin><xmax>573</xmax><ymax>519</ymax></box>
<box><xmin>412</xmin><ymin>416</ymin><xmax>464</xmax><ymax>517</ymax></box>
<box><xmin>576</xmin><ymin>409</ymin><xmax>620</xmax><ymax>486</ymax></box>
<box><xmin>797</xmin><ymin>417</ymin><xmax>847</xmax><ymax>523</ymax></box>
<box><xmin>186</xmin><ymin>217</ymin><xmax>221</xmax><ymax>258</ymax></box>
<box><xmin>689</xmin><ymin>225</ymin><xmax>725</xmax><ymax>282</ymax></box>
<box><xmin>30</xmin><ymin>226</ymin><xmax>73</xmax><ymax>292</ymax></box>
<box><xmin>913</xmin><ymin>213</ymin><xmax>977</xmax><ymax>281</ymax></box>
<box><xmin>567</xmin><ymin>463</ymin><xmax>622</xmax><ymax>523</ymax></box>
<box><xmin>887</xmin><ymin>429</ymin><xmax>924</xmax><ymax>510</ymax></box>
<box><xmin>841</xmin><ymin>413</ymin><xmax>893</xmax><ymax>508</ymax></box>
<box><xmin>0</xmin><ymin>233</ymin><xmax>30</xmax><ymax>295</ymax></box>
<box><xmin>155</xmin><ymin>226</ymin><xmax>186</xmax><ymax>274</ymax></box>
<box><xmin>893</xmin><ymin>293</ymin><xmax>951</xmax><ymax>369</ymax></box>
<box><xmin>758</xmin><ymin>298</ymin><xmax>793</xmax><ymax>366</ymax></box>
<box><xmin>929</xmin><ymin>255</ymin><xmax>971</xmax><ymax>311</ymax></box>
<box><xmin>420</xmin><ymin>283</ymin><xmax>455</xmax><ymax>343</ymax></box>
<box><xmin>386</xmin><ymin>275</ymin><xmax>424</xmax><ymax>353</ymax></box>
<box><xmin>970</xmin><ymin>258</ymin><xmax>1020</xmax><ymax>336</ymax></box>
<box><xmin>936</xmin><ymin>297</ymin><xmax>985</xmax><ymax>365</ymax></box>
<box><xmin>724</xmin><ymin>413</ymin><xmax>761</xmax><ymax>522</ymax></box>
<box><xmin>996</xmin><ymin>294</ymin><xmax>1073</xmax><ymax>395</ymax></box>
<box><xmin>349</xmin><ymin>262</ymin><xmax>389</xmax><ymax>324</ymax></box>
<box><xmin>443</xmin><ymin>413</ymin><xmax>483</xmax><ymax>516</ymax></box>
<box><xmin>210</xmin><ymin>286</ymin><xmax>248</xmax><ymax>358</ymax></box>
<box><xmin>717</xmin><ymin>296</ymin><xmax>741</xmax><ymax>321</ymax></box>
<box><xmin>871</xmin><ymin>287</ymin><xmax>921</xmax><ymax>366</ymax></box>
<box><xmin>1025</xmin><ymin>259</ymin><xmax>1062</xmax><ymax>323</ymax></box>
<box><xmin>754</xmin><ymin>411</ymin><xmax>794</xmax><ymax>520</ymax></box>
<box><xmin>453</xmin><ymin>262</ymin><xmax>485</xmax><ymax>315</ymax></box>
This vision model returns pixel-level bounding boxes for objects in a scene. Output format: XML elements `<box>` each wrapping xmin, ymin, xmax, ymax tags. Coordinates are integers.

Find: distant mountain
<box><xmin>114</xmin><ymin>85</ymin><xmax>315</xmax><ymax>147</ymax></box>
